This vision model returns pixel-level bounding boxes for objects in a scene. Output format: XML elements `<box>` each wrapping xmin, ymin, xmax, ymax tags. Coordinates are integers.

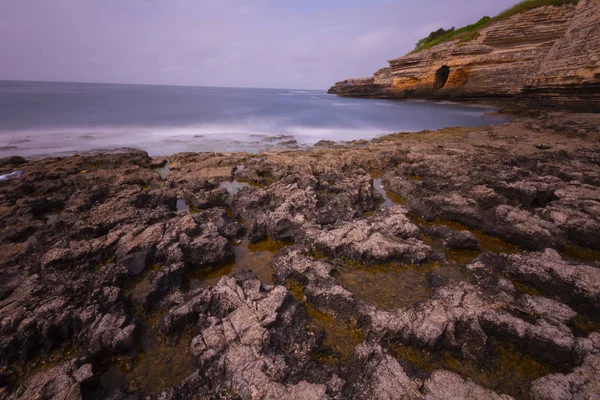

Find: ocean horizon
<box><xmin>0</xmin><ymin>80</ymin><xmax>506</xmax><ymax>159</ymax></box>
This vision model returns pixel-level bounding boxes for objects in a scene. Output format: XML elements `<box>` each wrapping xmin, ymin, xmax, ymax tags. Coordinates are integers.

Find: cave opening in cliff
<box><xmin>433</xmin><ymin>65</ymin><xmax>450</xmax><ymax>92</ymax></box>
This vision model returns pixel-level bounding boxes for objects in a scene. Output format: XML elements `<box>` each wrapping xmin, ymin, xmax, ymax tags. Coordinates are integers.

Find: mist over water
<box><xmin>0</xmin><ymin>81</ymin><xmax>507</xmax><ymax>158</ymax></box>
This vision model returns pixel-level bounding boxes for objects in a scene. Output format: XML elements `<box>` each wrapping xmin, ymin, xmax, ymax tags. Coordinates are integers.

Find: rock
<box><xmin>514</xmin><ymin>294</ymin><xmax>577</xmax><ymax>325</ymax></box>
<box><xmin>81</xmin><ymin>313</ymin><xmax>137</xmax><ymax>355</ymax></box>
<box><xmin>120</xmin><ymin>251</ymin><xmax>148</xmax><ymax>275</ymax></box>
<box><xmin>0</xmin><ymin>156</ymin><xmax>27</xmax><ymax>166</ymax></box>
<box><xmin>314</xmin><ymin>140</ymin><xmax>337</xmax><ymax>148</ymax></box>
<box><xmin>160</xmin><ymin>271</ymin><xmax>330</xmax><ymax>398</ymax></box>
<box><xmin>479</xmin><ymin>310</ymin><xmax>578</xmax><ymax>364</ymax></box>
<box><xmin>530</xmin><ymin>353</ymin><xmax>600</xmax><ymax>400</ymax></box>
<box><xmin>429</xmin><ymin>273</ymin><xmax>450</xmax><ymax>288</ymax></box>
<box><xmin>116</xmin><ymin>215</ymin><xmax>234</xmax><ymax>269</ymax></box>
<box><xmin>424</xmin><ymin>194</ymin><xmax>483</xmax><ymax>227</ymax></box>
<box><xmin>422</xmin><ymin>226</ymin><xmax>480</xmax><ymax>251</ymax></box>
<box><xmin>305</xmin><ymin>205</ymin><xmax>431</xmax><ymax>264</ymax></box>
<box><xmin>423</xmin><ymin>370</ymin><xmax>513</xmax><ymax>400</ymax></box>
<box><xmin>8</xmin><ymin>359</ymin><xmax>90</xmax><ymax>400</ymax></box>
<box><xmin>328</xmin><ymin>2</ymin><xmax>600</xmax><ymax>109</ymax></box>
<box><xmin>182</xmin><ymin>187</ymin><xmax>228</xmax><ymax>209</ymax></box>
<box><xmin>194</xmin><ymin>208</ymin><xmax>244</xmax><ymax>239</ymax></box>
<box><xmin>0</xmin><ymin>272</ymin><xmax>20</xmax><ymax>301</ymax></box>
<box><xmin>486</xmin><ymin>206</ymin><xmax>566</xmax><ymax>250</ymax></box>
<box><xmin>2</xmin><ymin>117</ymin><xmax>600</xmax><ymax>399</ymax></box>
<box><xmin>343</xmin><ymin>343</ymin><xmax>423</xmax><ymax>399</ymax></box>
<box><xmin>481</xmin><ymin>250</ymin><xmax>600</xmax><ymax>313</ymax></box>
<box><xmin>248</xmin><ymin>216</ymin><xmax>268</xmax><ymax>243</ymax></box>
<box><xmin>445</xmin><ymin>230</ymin><xmax>479</xmax><ymax>250</ymax></box>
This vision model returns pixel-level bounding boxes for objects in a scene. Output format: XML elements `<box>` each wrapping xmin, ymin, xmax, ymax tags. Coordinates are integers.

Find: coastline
<box><xmin>2</xmin><ymin>110</ymin><xmax>600</xmax><ymax>398</ymax></box>
<box><xmin>328</xmin><ymin>1</ymin><xmax>600</xmax><ymax>112</ymax></box>
<box><xmin>0</xmin><ymin>81</ymin><xmax>507</xmax><ymax>161</ymax></box>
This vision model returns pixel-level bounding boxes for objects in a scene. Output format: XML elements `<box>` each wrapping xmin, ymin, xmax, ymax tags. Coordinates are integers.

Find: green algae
<box><xmin>569</xmin><ymin>313</ymin><xmax>600</xmax><ymax>336</ymax></box>
<box><xmin>305</xmin><ymin>304</ymin><xmax>363</xmax><ymax>364</ymax></box>
<box><xmin>561</xmin><ymin>244</ymin><xmax>600</xmax><ymax>263</ymax></box>
<box><xmin>217</xmin><ymin>206</ymin><xmax>237</xmax><ymax>220</ymax></box>
<box><xmin>412</xmin><ymin>216</ymin><xmax>522</xmax><ymax>255</ymax></box>
<box><xmin>284</xmin><ymin>278</ymin><xmax>306</xmax><ymax>302</ymax></box>
<box><xmin>97</xmin><ymin>312</ymin><xmax>194</xmax><ymax>396</ymax></box>
<box><xmin>511</xmin><ymin>278</ymin><xmax>547</xmax><ymax>297</ymax></box>
<box><xmin>445</xmin><ymin>249</ymin><xmax>481</xmax><ymax>264</ymax></box>
<box><xmin>282</xmin><ymin>278</ymin><xmax>363</xmax><ymax>364</ymax></box>
<box><xmin>186</xmin><ymin>238</ymin><xmax>291</xmax><ymax>290</ymax></box>
<box><xmin>434</xmin><ymin>218</ymin><xmax>521</xmax><ymax>254</ymax></box>
<box><xmin>335</xmin><ymin>262</ymin><xmax>473</xmax><ymax>310</ymax></box>
<box><xmin>389</xmin><ymin>338</ymin><xmax>557</xmax><ymax>399</ymax></box>
<box><xmin>368</xmin><ymin>169</ymin><xmax>383</xmax><ymax>179</ymax></box>
<box><xmin>123</xmin><ymin>264</ymin><xmax>164</xmax><ymax>300</ymax></box>
<box><xmin>247</xmin><ymin>238</ymin><xmax>290</xmax><ymax>253</ymax></box>
<box><xmin>336</xmin><ymin>264</ymin><xmax>433</xmax><ymax>310</ymax></box>
<box><xmin>118</xmin><ymin>336</ymin><xmax>193</xmax><ymax>394</ymax></box>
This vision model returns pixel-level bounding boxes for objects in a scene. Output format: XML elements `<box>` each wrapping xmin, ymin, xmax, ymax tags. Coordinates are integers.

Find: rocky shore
<box><xmin>328</xmin><ymin>1</ymin><xmax>600</xmax><ymax>110</ymax></box>
<box><xmin>1</xmin><ymin>111</ymin><xmax>600</xmax><ymax>399</ymax></box>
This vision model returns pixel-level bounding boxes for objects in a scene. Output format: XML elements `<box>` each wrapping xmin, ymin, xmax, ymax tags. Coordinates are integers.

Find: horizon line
<box><xmin>0</xmin><ymin>78</ymin><xmax>326</xmax><ymax>92</ymax></box>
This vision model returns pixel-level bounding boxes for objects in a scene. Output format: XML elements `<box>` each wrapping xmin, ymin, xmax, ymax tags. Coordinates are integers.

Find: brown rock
<box><xmin>329</xmin><ymin>3</ymin><xmax>600</xmax><ymax>109</ymax></box>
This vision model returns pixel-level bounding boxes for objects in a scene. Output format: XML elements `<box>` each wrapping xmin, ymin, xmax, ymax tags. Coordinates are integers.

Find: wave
<box><xmin>0</xmin><ymin>99</ymin><xmax>504</xmax><ymax>158</ymax></box>
<box><xmin>0</xmin><ymin>122</ymin><xmax>402</xmax><ymax>158</ymax></box>
<box><xmin>332</xmin><ymin>102</ymin><xmax>362</xmax><ymax>107</ymax></box>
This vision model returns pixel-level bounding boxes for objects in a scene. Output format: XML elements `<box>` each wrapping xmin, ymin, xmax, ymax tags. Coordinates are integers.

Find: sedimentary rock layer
<box><xmin>329</xmin><ymin>1</ymin><xmax>600</xmax><ymax>109</ymax></box>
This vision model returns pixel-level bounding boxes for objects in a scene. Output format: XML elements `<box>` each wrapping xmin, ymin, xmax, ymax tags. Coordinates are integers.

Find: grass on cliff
<box><xmin>412</xmin><ymin>0</ymin><xmax>579</xmax><ymax>53</ymax></box>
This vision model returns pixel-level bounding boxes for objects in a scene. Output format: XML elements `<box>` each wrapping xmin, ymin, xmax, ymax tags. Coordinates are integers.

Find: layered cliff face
<box><xmin>329</xmin><ymin>1</ymin><xmax>600</xmax><ymax>109</ymax></box>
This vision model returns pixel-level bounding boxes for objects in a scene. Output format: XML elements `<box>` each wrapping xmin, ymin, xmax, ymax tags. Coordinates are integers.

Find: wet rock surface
<box><xmin>1</xmin><ymin>113</ymin><xmax>600</xmax><ymax>399</ymax></box>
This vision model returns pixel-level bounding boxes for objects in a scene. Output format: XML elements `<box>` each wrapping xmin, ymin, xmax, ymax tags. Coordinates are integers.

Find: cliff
<box><xmin>329</xmin><ymin>0</ymin><xmax>600</xmax><ymax>109</ymax></box>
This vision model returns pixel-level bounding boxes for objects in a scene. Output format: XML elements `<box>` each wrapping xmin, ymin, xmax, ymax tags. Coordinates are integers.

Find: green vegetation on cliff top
<box><xmin>412</xmin><ymin>0</ymin><xmax>579</xmax><ymax>53</ymax></box>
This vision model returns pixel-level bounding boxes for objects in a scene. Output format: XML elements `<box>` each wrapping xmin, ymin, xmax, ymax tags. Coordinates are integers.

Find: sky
<box><xmin>0</xmin><ymin>0</ymin><xmax>520</xmax><ymax>90</ymax></box>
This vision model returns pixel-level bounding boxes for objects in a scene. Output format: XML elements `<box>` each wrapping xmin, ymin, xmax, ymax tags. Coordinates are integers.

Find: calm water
<box><xmin>0</xmin><ymin>80</ymin><xmax>506</xmax><ymax>158</ymax></box>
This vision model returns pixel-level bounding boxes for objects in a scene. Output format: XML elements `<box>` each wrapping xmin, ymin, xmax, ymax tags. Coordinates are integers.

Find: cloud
<box><xmin>0</xmin><ymin>0</ymin><xmax>520</xmax><ymax>89</ymax></box>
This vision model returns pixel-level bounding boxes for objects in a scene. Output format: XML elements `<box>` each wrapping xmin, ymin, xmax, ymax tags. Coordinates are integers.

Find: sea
<box><xmin>0</xmin><ymin>80</ymin><xmax>507</xmax><ymax>158</ymax></box>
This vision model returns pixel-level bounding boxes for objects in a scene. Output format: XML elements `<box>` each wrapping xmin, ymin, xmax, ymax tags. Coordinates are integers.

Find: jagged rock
<box><xmin>424</xmin><ymin>194</ymin><xmax>483</xmax><ymax>227</ymax></box>
<box><xmin>2</xmin><ymin>117</ymin><xmax>600</xmax><ymax>399</ymax></box>
<box><xmin>423</xmin><ymin>370</ymin><xmax>513</xmax><ymax>400</ymax></box>
<box><xmin>513</xmin><ymin>294</ymin><xmax>577</xmax><ymax>325</ymax></box>
<box><xmin>7</xmin><ymin>359</ymin><xmax>92</xmax><ymax>400</ymax></box>
<box><xmin>343</xmin><ymin>343</ymin><xmax>423</xmax><ymax>399</ymax></box>
<box><xmin>422</xmin><ymin>225</ymin><xmax>480</xmax><ymax>250</ymax></box>
<box><xmin>116</xmin><ymin>215</ymin><xmax>234</xmax><ymax>268</ymax></box>
<box><xmin>479</xmin><ymin>310</ymin><xmax>579</xmax><ymax>363</ymax></box>
<box><xmin>120</xmin><ymin>251</ymin><xmax>148</xmax><ymax>276</ymax></box>
<box><xmin>194</xmin><ymin>208</ymin><xmax>245</xmax><ymax>239</ymax></box>
<box><xmin>81</xmin><ymin>312</ymin><xmax>137</xmax><ymax>355</ymax></box>
<box><xmin>160</xmin><ymin>271</ymin><xmax>330</xmax><ymax>399</ymax></box>
<box><xmin>480</xmin><ymin>249</ymin><xmax>600</xmax><ymax>313</ymax></box>
<box><xmin>530</xmin><ymin>349</ymin><xmax>600</xmax><ymax>400</ymax></box>
<box><xmin>305</xmin><ymin>205</ymin><xmax>431</xmax><ymax>264</ymax></box>
<box><xmin>232</xmin><ymin>171</ymin><xmax>379</xmax><ymax>242</ymax></box>
<box><xmin>486</xmin><ymin>205</ymin><xmax>566</xmax><ymax>250</ymax></box>
<box><xmin>182</xmin><ymin>187</ymin><xmax>228</xmax><ymax>209</ymax></box>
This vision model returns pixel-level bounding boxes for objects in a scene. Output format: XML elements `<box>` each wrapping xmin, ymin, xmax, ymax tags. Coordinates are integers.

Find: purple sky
<box><xmin>0</xmin><ymin>0</ymin><xmax>519</xmax><ymax>89</ymax></box>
